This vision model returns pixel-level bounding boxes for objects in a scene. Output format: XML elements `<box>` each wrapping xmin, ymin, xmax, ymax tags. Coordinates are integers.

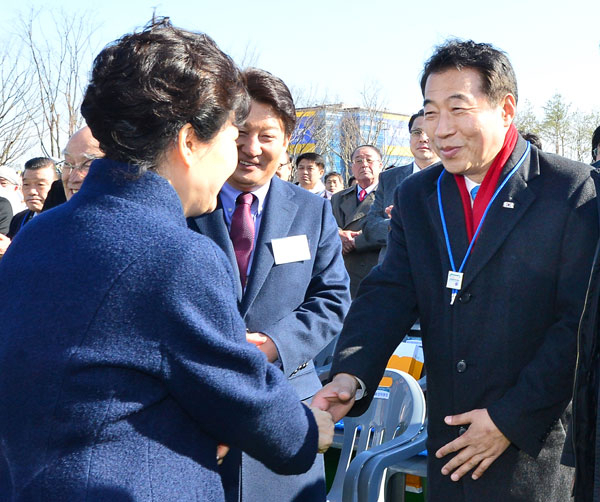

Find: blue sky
<box><xmin>4</xmin><ymin>0</ymin><xmax>600</xmax><ymax>118</ymax></box>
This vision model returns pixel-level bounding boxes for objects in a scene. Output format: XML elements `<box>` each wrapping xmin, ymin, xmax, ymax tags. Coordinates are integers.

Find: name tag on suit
<box><xmin>272</xmin><ymin>235</ymin><xmax>311</xmax><ymax>264</ymax></box>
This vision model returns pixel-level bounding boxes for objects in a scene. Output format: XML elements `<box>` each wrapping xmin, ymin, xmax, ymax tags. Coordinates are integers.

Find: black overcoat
<box><xmin>565</xmin><ymin>168</ymin><xmax>600</xmax><ymax>502</ymax></box>
<box><xmin>331</xmin><ymin>137</ymin><xmax>598</xmax><ymax>501</ymax></box>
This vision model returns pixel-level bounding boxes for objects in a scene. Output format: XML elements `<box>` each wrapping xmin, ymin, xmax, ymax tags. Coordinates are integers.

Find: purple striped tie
<box><xmin>230</xmin><ymin>192</ymin><xmax>255</xmax><ymax>288</ymax></box>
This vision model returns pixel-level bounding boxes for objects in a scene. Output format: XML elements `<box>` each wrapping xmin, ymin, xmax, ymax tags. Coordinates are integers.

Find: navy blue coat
<box><xmin>190</xmin><ymin>176</ymin><xmax>350</xmax><ymax>502</ymax></box>
<box><xmin>0</xmin><ymin>160</ymin><xmax>318</xmax><ymax>501</ymax></box>
<box><xmin>331</xmin><ymin>138</ymin><xmax>598</xmax><ymax>501</ymax></box>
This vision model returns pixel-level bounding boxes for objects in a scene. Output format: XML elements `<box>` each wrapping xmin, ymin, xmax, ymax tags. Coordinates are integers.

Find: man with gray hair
<box><xmin>42</xmin><ymin>126</ymin><xmax>103</xmax><ymax>211</ymax></box>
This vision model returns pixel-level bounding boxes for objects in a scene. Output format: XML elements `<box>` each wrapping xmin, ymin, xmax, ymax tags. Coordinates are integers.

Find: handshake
<box><xmin>306</xmin><ymin>405</ymin><xmax>335</xmax><ymax>454</ymax></box>
<box><xmin>309</xmin><ymin>373</ymin><xmax>361</xmax><ymax>453</ymax></box>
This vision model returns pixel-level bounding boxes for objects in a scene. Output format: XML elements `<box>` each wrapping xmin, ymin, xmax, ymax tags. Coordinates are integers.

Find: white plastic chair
<box><xmin>326</xmin><ymin>369</ymin><xmax>426</xmax><ymax>502</ymax></box>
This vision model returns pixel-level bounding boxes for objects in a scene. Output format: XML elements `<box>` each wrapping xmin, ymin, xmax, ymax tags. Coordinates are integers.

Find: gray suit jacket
<box><xmin>363</xmin><ymin>163</ymin><xmax>414</xmax><ymax>262</ymax></box>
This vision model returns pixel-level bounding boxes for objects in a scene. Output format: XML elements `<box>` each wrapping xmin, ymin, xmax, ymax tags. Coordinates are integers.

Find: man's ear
<box><xmin>501</xmin><ymin>93</ymin><xmax>517</xmax><ymax>126</ymax></box>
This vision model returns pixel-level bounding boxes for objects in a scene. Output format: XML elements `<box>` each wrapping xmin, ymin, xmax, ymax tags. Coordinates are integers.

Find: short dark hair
<box><xmin>420</xmin><ymin>39</ymin><xmax>518</xmax><ymax>105</ymax></box>
<box><xmin>24</xmin><ymin>157</ymin><xmax>56</xmax><ymax>172</ymax></box>
<box><xmin>243</xmin><ymin>68</ymin><xmax>296</xmax><ymax>137</ymax></box>
<box><xmin>81</xmin><ymin>18</ymin><xmax>249</xmax><ymax>175</ymax></box>
<box><xmin>408</xmin><ymin>110</ymin><xmax>425</xmax><ymax>132</ymax></box>
<box><xmin>324</xmin><ymin>172</ymin><xmax>343</xmax><ymax>183</ymax></box>
<box><xmin>351</xmin><ymin>145</ymin><xmax>382</xmax><ymax>161</ymax></box>
<box><xmin>296</xmin><ymin>152</ymin><xmax>324</xmax><ymax>170</ymax></box>
<box><xmin>592</xmin><ymin>126</ymin><xmax>600</xmax><ymax>158</ymax></box>
<box><xmin>519</xmin><ymin>131</ymin><xmax>543</xmax><ymax>151</ymax></box>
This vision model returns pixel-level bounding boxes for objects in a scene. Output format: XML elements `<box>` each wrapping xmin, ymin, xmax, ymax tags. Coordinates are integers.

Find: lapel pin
<box><xmin>502</xmin><ymin>201</ymin><xmax>515</xmax><ymax>209</ymax></box>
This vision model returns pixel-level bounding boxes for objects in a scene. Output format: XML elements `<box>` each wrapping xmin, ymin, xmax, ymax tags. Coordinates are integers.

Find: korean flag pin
<box><xmin>502</xmin><ymin>201</ymin><xmax>515</xmax><ymax>209</ymax></box>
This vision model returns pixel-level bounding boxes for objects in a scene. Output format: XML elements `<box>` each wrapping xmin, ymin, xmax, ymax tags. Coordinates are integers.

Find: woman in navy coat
<box><xmin>0</xmin><ymin>19</ymin><xmax>332</xmax><ymax>501</ymax></box>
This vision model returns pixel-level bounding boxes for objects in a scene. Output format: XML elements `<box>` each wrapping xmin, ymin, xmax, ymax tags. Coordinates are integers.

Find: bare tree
<box><xmin>19</xmin><ymin>9</ymin><xmax>98</xmax><ymax>158</ymax></box>
<box><xmin>569</xmin><ymin>110</ymin><xmax>600</xmax><ymax>163</ymax></box>
<box><xmin>515</xmin><ymin>99</ymin><xmax>541</xmax><ymax>136</ymax></box>
<box><xmin>0</xmin><ymin>47</ymin><xmax>35</xmax><ymax>166</ymax></box>
<box><xmin>541</xmin><ymin>93</ymin><xmax>571</xmax><ymax>156</ymax></box>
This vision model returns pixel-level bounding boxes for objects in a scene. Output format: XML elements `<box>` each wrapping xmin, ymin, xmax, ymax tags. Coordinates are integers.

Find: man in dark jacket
<box><xmin>313</xmin><ymin>39</ymin><xmax>598</xmax><ymax>502</ymax></box>
<box><xmin>562</xmin><ymin>167</ymin><xmax>600</xmax><ymax>501</ymax></box>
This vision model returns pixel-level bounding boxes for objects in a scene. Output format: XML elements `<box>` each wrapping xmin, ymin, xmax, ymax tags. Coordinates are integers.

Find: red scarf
<box><xmin>454</xmin><ymin>124</ymin><xmax>518</xmax><ymax>241</ymax></box>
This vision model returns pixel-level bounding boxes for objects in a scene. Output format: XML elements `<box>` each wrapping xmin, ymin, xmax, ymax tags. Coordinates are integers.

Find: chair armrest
<box><xmin>341</xmin><ymin>424</ymin><xmax>426</xmax><ymax>502</ymax></box>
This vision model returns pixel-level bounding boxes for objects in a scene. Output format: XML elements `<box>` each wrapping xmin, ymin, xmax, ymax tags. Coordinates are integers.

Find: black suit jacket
<box><xmin>363</xmin><ymin>163</ymin><xmax>414</xmax><ymax>262</ymax></box>
<box><xmin>7</xmin><ymin>209</ymin><xmax>34</xmax><ymax>239</ymax></box>
<box><xmin>331</xmin><ymin>138</ymin><xmax>598</xmax><ymax>501</ymax></box>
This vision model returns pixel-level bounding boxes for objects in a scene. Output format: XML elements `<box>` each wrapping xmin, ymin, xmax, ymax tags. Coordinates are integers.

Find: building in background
<box><xmin>290</xmin><ymin>104</ymin><xmax>413</xmax><ymax>181</ymax></box>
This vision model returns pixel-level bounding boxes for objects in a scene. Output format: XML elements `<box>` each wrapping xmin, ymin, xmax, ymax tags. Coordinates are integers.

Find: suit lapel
<box><xmin>241</xmin><ymin>178</ymin><xmax>298</xmax><ymax>316</ymax></box>
<box><xmin>460</xmin><ymin>138</ymin><xmax>536</xmax><ymax>291</ymax></box>
<box><xmin>191</xmin><ymin>205</ymin><xmax>243</xmax><ymax>302</ymax></box>
<box><xmin>339</xmin><ymin>189</ymin><xmax>358</xmax><ymax>228</ymax></box>
<box><xmin>347</xmin><ymin>190</ymin><xmax>376</xmax><ymax>227</ymax></box>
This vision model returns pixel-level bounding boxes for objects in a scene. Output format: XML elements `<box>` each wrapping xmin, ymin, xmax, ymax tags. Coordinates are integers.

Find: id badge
<box><xmin>446</xmin><ymin>271</ymin><xmax>463</xmax><ymax>290</ymax></box>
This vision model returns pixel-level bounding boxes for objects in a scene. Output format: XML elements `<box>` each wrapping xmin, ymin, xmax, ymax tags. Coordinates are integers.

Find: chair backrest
<box><xmin>327</xmin><ymin>369</ymin><xmax>425</xmax><ymax>502</ymax></box>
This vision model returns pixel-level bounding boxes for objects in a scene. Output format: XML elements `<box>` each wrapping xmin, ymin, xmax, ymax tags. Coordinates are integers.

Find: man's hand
<box><xmin>0</xmin><ymin>234</ymin><xmax>11</xmax><ymax>258</ymax></box>
<box><xmin>305</xmin><ymin>404</ymin><xmax>334</xmax><ymax>453</ymax></box>
<box><xmin>246</xmin><ymin>332</ymin><xmax>278</xmax><ymax>363</ymax></box>
<box><xmin>216</xmin><ymin>443</ymin><xmax>229</xmax><ymax>465</ymax></box>
<box><xmin>436</xmin><ymin>408</ymin><xmax>510</xmax><ymax>481</ymax></box>
<box><xmin>384</xmin><ymin>205</ymin><xmax>394</xmax><ymax>219</ymax></box>
<box><xmin>338</xmin><ymin>229</ymin><xmax>360</xmax><ymax>254</ymax></box>
<box><xmin>311</xmin><ymin>373</ymin><xmax>358</xmax><ymax>422</ymax></box>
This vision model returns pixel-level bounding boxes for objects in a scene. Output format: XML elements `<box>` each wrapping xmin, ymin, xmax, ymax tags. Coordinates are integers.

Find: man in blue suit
<box><xmin>189</xmin><ymin>68</ymin><xmax>350</xmax><ymax>502</ymax></box>
<box><xmin>363</xmin><ymin>110</ymin><xmax>439</xmax><ymax>262</ymax></box>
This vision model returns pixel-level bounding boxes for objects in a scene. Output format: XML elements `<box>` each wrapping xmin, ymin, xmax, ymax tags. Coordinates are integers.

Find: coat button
<box><xmin>458</xmin><ymin>426</ymin><xmax>467</xmax><ymax>436</ymax></box>
<box><xmin>458</xmin><ymin>292</ymin><xmax>472</xmax><ymax>303</ymax></box>
<box><xmin>456</xmin><ymin>360</ymin><xmax>467</xmax><ymax>373</ymax></box>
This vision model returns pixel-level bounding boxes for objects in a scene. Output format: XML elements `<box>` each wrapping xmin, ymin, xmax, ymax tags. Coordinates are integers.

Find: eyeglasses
<box><xmin>353</xmin><ymin>157</ymin><xmax>380</xmax><ymax>165</ymax></box>
<box><xmin>59</xmin><ymin>158</ymin><xmax>96</xmax><ymax>174</ymax></box>
<box><xmin>410</xmin><ymin>128</ymin><xmax>428</xmax><ymax>138</ymax></box>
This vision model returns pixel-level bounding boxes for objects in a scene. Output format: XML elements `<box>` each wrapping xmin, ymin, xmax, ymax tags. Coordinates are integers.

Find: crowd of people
<box><xmin>2</xmin><ymin>17</ymin><xmax>600</xmax><ymax>502</ymax></box>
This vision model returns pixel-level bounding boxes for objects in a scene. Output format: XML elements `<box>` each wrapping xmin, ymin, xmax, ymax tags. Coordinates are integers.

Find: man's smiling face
<box><xmin>228</xmin><ymin>100</ymin><xmax>289</xmax><ymax>191</ymax></box>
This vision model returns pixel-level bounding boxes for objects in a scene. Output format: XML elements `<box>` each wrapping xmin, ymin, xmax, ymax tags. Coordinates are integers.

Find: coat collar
<box><xmin>336</xmin><ymin>185</ymin><xmax>376</xmax><ymax>228</ymax></box>
<box><xmin>82</xmin><ymin>159</ymin><xmax>185</xmax><ymax>224</ymax></box>
<box><xmin>426</xmin><ymin>136</ymin><xmax>537</xmax><ymax>295</ymax></box>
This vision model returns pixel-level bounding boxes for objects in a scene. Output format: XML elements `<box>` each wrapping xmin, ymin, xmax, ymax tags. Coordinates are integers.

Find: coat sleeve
<box><xmin>486</xmin><ymin>178</ymin><xmax>599</xmax><ymax>458</ymax></box>
<box><xmin>330</xmin><ymin>184</ymin><xmax>420</xmax><ymax>416</ymax></box>
<box><xmin>362</xmin><ymin>174</ymin><xmax>391</xmax><ymax>248</ymax></box>
<box><xmin>0</xmin><ymin>198</ymin><xmax>12</xmax><ymax>236</ymax></box>
<box><xmin>260</xmin><ymin>200</ymin><xmax>351</xmax><ymax>378</ymax></box>
<box><xmin>154</xmin><ymin>239</ymin><xmax>318</xmax><ymax>475</ymax></box>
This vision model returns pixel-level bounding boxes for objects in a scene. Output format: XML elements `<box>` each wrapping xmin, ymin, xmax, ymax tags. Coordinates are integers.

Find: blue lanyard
<box><xmin>437</xmin><ymin>142</ymin><xmax>531</xmax><ymax>297</ymax></box>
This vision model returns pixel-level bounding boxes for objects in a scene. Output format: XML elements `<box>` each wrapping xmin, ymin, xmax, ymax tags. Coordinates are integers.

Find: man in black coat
<box><xmin>313</xmin><ymin>39</ymin><xmax>598</xmax><ymax>501</ymax></box>
<box><xmin>562</xmin><ymin>166</ymin><xmax>600</xmax><ymax>501</ymax></box>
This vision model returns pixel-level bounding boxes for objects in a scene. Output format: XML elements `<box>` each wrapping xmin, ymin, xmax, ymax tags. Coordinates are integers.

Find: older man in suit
<box><xmin>189</xmin><ymin>68</ymin><xmax>350</xmax><ymax>502</ymax></box>
<box><xmin>331</xmin><ymin>145</ymin><xmax>382</xmax><ymax>297</ymax></box>
<box><xmin>313</xmin><ymin>39</ymin><xmax>598</xmax><ymax>502</ymax></box>
<box><xmin>363</xmin><ymin>110</ymin><xmax>439</xmax><ymax>262</ymax></box>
